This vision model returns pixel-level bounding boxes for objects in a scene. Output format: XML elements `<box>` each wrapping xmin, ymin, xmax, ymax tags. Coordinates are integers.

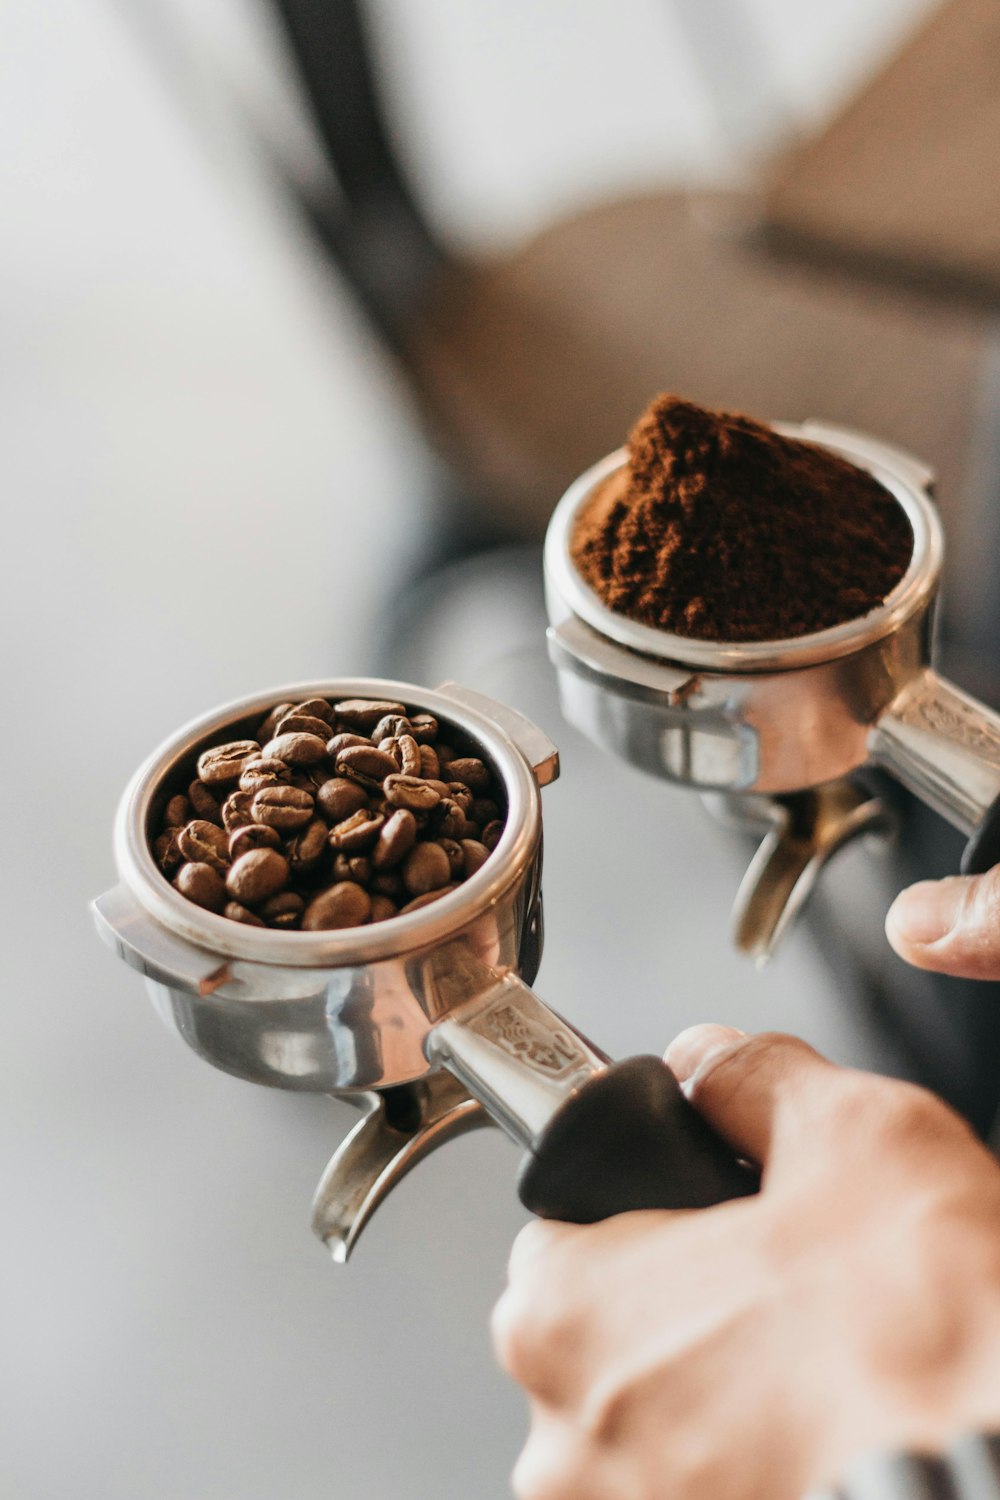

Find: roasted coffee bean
<box><xmin>316</xmin><ymin>777</ymin><xmax>368</xmax><ymax>823</ymax></box>
<box><xmin>418</xmin><ymin>743</ymin><xmax>440</xmax><ymax>779</ymax></box>
<box><xmin>228</xmin><ymin>823</ymin><xmax>281</xmax><ymax>860</ymax></box>
<box><xmin>376</xmin><ymin>736</ymin><xmax>403</xmax><ymax>764</ymax></box>
<box><xmin>383</xmin><ymin>774</ymin><xmax>440</xmax><ymax>811</ymax></box>
<box><xmin>422</xmin><ymin>779</ymin><xmax>452</xmax><ymax>799</ymax></box>
<box><xmin>292</xmin><ymin>697</ymin><xmax>336</xmax><ymax>725</ymax></box>
<box><xmin>446</xmin><ymin>757</ymin><xmax>491</xmax><ymax>793</ymax></box>
<box><xmin>409</xmin><ymin>713</ymin><xmax>438</xmax><ymax>744</ymax></box>
<box><xmin>400</xmin><ymin>884</ymin><xmax>459</xmax><ymax>914</ymax></box>
<box><xmin>197</xmin><ymin>739</ymin><xmax>261</xmax><ymax>785</ymax></box>
<box><xmin>469</xmin><ymin>798</ymin><xmax>500</xmax><ymax>827</ymax></box>
<box><xmin>328</xmin><ymin>807</ymin><xmax>384</xmax><ymax>852</ymax></box>
<box><xmin>325</xmin><ymin>732</ymin><xmax>370</xmax><ymax>759</ymax></box>
<box><xmin>188</xmin><ymin>778</ymin><xmax>223</xmax><ymax>825</ymax></box>
<box><xmin>178</xmin><ymin>819</ymin><xmax>230</xmax><ymax>874</ymax></box>
<box><xmin>373</xmin><ymin>808</ymin><xmax>417</xmax><ymax>870</ymax></box>
<box><xmin>221</xmin><ymin>790</ymin><xmax>255</xmax><ymax>833</ymax></box>
<box><xmin>224</xmin><ymin>901</ymin><xmax>265</xmax><ymax>927</ymax></box>
<box><xmin>371</xmin><ymin>714</ymin><xmax>412</xmax><ymax>743</ymax></box>
<box><xmin>298</xmin><ymin>761</ymin><xmax>334</xmax><ymax>791</ymax></box>
<box><xmin>274</xmin><ymin>712</ymin><xmax>333</xmax><ymax>742</ymax></box>
<box><xmin>262</xmin><ymin>731</ymin><xmax>327</xmax><ymax>767</ymax></box>
<box><xmin>436</xmin><ymin>743</ymin><xmax>456</xmax><ymax>766</ymax></box>
<box><xmin>461</xmin><ymin>839</ymin><xmax>490</xmax><ymax>877</ymax></box>
<box><xmin>176</xmin><ymin>861</ymin><xmax>226</xmax><ymax>912</ymax></box>
<box><xmin>370</xmin><ymin>895</ymin><xmax>398</xmax><ymax>923</ymax></box>
<box><xmin>153</xmin><ymin>828</ymin><xmax>184</xmax><ymax>873</ymax></box>
<box><xmin>395</xmin><ymin>734</ymin><xmax>421</xmax><ymax>777</ymax></box>
<box><xmin>402</xmin><ymin>840</ymin><xmax>451</xmax><ymax>897</ymax></box>
<box><xmin>481</xmin><ymin>820</ymin><xmax>504</xmax><ymax>851</ymax></box>
<box><xmin>256</xmin><ymin>702</ymin><xmax>294</xmax><ymax>743</ymax></box>
<box><xmin>371</xmin><ymin>870</ymin><xmax>404</xmax><ymax>898</ymax></box>
<box><xmin>332</xmin><ymin>852</ymin><xmax>372</xmax><ymax>885</ymax></box>
<box><xmin>259</xmin><ymin>891</ymin><xmax>304</xmax><ymax>928</ymax></box>
<box><xmin>285</xmin><ymin>817</ymin><xmax>328</xmax><ymax>873</ymax></box>
<box><xmin>446</xmin><ymin>782</ymin><xmax>474</xmax><ymax>813</ymax></box>
<box><xmin>457</xmin><ymin>816</ymin><xmax>482</xmax><ymax>842</ymax></box>
<box><xmin>335</xmin><ymin>744</ymin><xmax>399</xmax><ymax>788</ymax></box>
<box><xmin>251</xmin><ymin>784</ymin><xmax>314</xmax><ymax>831</ymax></box>
<box><xmin>302</xmin><ymin>881</ymin><xmax>372</xmax><ymax>930</ymax></box>
<box><xmin>226</xmin><ymin>847</ymin><xmax>289</xmax><ymax>904</ymax></box>
<box><xmin>437</xmin><ymin>838</ymin><xmax>464</xmax><ymax>878</ymax></box>
<box><xmin>164</xmin><ymin>794</ymin><xmax>191</xmax><ymax>828</ymax></box>
<box><xmin>432</xmin><ymin>800</ymin><xmax>466</xmax><ymax>840</ymax></box>
<box><xmin>334</xmin><ymin>699</ymin><xmax>406</xmax><ymax>731</ymax></box>
<box><xmin>239</xmin><ymin>756</ymin><xmax>292</xmax><ymax>793</ymax></box>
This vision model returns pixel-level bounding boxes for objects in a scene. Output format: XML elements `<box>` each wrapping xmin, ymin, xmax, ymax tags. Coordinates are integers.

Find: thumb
<box><xmin>886</xmin><ymin>869</ymin><xmax>1000</xmax><ymax>980</ymax></box>
<box><xmin>665</xmin><ymin>1024</ymin><xmax>837</xmax><ymax>1170</ymax></box>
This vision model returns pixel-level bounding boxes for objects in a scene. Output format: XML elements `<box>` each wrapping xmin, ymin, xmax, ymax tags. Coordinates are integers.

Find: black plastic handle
<box><xmin>517</xmin><ymin>1055</ymin><xmax>758</xmax><ymax>1222</ymax></box>
<box><xmin>962</xmin><ymin>792</ymin><xmax>1000</xmax><ymax>876</ymax></box>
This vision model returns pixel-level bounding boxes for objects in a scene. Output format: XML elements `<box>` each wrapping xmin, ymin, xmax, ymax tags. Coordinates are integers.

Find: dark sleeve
<box><xmin>821</xmin><ymin>1435</ymin><xmax>1000</xmax><ymax>1500</ymax></box>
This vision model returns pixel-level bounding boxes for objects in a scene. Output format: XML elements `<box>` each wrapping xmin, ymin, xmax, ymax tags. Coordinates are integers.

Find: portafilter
<box><xmin>545</xmin><ymin>422</ymin><xmax>1000</xmax><ymax>960</ymax></box>
<box><xmin>92</xmin><ymin>678</ymin><xmax>755</xmax><ymax>1262</ymax></box>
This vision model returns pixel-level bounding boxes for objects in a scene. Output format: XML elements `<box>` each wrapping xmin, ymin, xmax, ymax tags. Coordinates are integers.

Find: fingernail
<box><xmin>886</xmin><ymin>879</ymin><xmax>968</xmax><ymax>947</ymax></box>
<box><xmin>665</xmin><ymin>1023</ymin><xmax>746</xmax><ymax>1083</ymax></box>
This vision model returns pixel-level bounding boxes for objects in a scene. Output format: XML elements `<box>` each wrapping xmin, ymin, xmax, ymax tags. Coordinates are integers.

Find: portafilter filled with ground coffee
<box><xmin>93</xmin><ymin>678</ymin><xmax>755</xmax><ymax>1261</ymax></box>
<box><xmin>545</xmin><ymin>398</ymin><xmax>1000</xmax><ymax>960</ymax></box>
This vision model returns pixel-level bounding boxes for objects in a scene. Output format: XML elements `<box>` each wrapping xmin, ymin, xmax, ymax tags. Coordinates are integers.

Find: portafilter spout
<box><xmin>545</xmin><ymin>423</ymin><xmax>1000</xmax><ymax>958</ymax></box>
<box><xmin>93</xmin><ymin>677</ymin><xmax>756</xmax><ymax>1264</ymax></box>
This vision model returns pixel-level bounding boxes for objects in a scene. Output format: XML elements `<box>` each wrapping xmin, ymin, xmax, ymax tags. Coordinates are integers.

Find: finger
<box><xmin>664</xmin><ymin>1024</ymin><xmax>837</xmax><ymax>1168</ymax></box>
<box><xmin>507</xmin><ymin>1219</ymin><xmax>582</xmax><ymax>1282</ymax></box>
<box><xmin>886</xmin><ymin>870</ymin><xmax>1000</xmax><ymax>979</ymax></box>
<box><xmin>512</xmin><ymin>1406</ymin><xmax>621</xmax><ymax>1500</ymax></box>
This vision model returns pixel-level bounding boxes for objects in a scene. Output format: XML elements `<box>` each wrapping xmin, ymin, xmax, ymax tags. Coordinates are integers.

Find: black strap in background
<box><xmin>825</xmin><ymin>1434</ymin><xmax>1000</xmax><ymax>1500</ymax></box>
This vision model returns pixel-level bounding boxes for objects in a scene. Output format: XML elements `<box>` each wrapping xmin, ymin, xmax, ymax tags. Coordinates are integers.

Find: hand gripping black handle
<box><xmin>517</xmin><ymin>1056</ymin><xmax>759</xmax><ymax>1222</ymax></box>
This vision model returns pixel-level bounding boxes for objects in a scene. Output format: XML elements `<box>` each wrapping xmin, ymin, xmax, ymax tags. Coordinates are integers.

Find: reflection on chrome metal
<box><xmin>544</xmin><ymin>422</ymin><xmax>1000</xmax><ymax>954</ymax></box>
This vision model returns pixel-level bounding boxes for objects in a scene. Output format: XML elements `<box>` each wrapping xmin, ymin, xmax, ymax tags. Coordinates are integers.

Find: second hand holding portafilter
<box><xmin>545</xmin><ymin>422</ymin><xmax>1000</xmax><ymax>959</ymax></box>
<box><xmin>92</xmin><ymin>679</ymin><xmax>755</xmax><ymax>1262</ymax></box>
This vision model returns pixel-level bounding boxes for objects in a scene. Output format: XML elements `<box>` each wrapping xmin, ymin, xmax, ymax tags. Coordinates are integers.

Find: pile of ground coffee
<box><xmin>570</xmin><ymin>395</ymin><xmax>913</xmax><ymax>642</ymax></box>
<box><xmin>152</xmin><ymin>696</ymin><xmax>504</xmax><ymax>930</ymax></box>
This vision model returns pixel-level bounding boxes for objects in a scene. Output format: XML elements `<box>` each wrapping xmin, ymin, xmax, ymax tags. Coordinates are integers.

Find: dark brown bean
<box><xmin>336</xmin><ymin>744</ymin><xmax>400</xmax><ymax>788</ymax></box>
<box><xmin>221</xmin><ymin>790</ymin><xmax>255</xmax><ymax>833</ymax></box>
<box><xmin>399</xmin><ymin>884</ymin><xmax>459</xmax><ymax>914</ymax></box>
<box><xmin>178</xmin><ymin>819</ymin><xmax>230</xmax><ymax>873</ymax></box>
<box><xmin>481</xmin><ymin>819</ymin><xmax>504</xmax><ymax>851</ymax></box>
<box><xmin>259</xmin><ymin>891</ymin><xmax>304</xmax><ymax>928</ymax></box>
<box><xmin>239</xmin><ymin>756</ymin><xmax>292</xmax><ymax>793</ymax></box>
<box><xmin>153</xmin><ymin>828</ymin><xmax>184</xmax><ymax>873</ymax></box>
<box><xmin>302</xmin><ymin>881</ymin><xmax>372</xmax><ymax>930</ymax></box>
<box><xmin>383</xmin><ymin>774</ymin><xmax>441</xmax><ymax>811</ymax></box>
<box><xmin>262</xmin><ymin>731</ymin><xmax>327</xmax><ymax>767</ymax></box>
<box><xmin>164</xmin><ymin>794</ymin><xmax>191</xmax><ymax>828</ymax></box>
<box><xmin>409</xmin><ymin>713</ymin><xmax>438</xmax><ymax>744</ymax></box>
<box><xmin>188</xmin><ymin>778</ymin><xmax>223</xmax><ymax>825</ymax></box>
<box><xmin>373</xmin><ymin>808</ymin><xmax>417</xmax><ymax>870</ymax></box>
<box><xmin>252</xmin><ymin>785</ymin><xmax>314</xmax><ymax>831</ymax></box>
<box><xmin>285</xmin><ymin>817</ymin><xmax>328</xmax><ymax>873</ymax></box>
<box><xmin>418</xmin><ymin>743</ymin><xmax>440</xmax><ymax>779</ymax></box>
<box><xmin>334</xmin><ymin>699</ymin><xmax>407</xmax><ymax>731</ymax></box>
<box><xmin>432</xmin><ymin>800</ymin><xmax>466</xmax><ymax>840</ymax></box>
<box><xmin>328</xmin><ymin>808</ymin><xmax>384</xmax><ymax>852</ymax></box>
<box><xmin>325</xmin><ymin>732</ymin><xmax>371</xmax><ymax>759</ymax></box>
<box><xmin>316</xmin><ymin>777</ymin><xmax>368</xmax><ymax>823</ymax></box>
<box><xmin>332</xmin><ymin>852</ymin><xmax>372</xmax><ymax>885</ymax></box>
<box><xmin>446</xmin><ymin>782</ymin><xmax>474</xmax><ymax>813</ymax></box>
<box><xmin>371</xmin><ymin>870</ymin><xmax>404</xmax><ymax>898</ymax></box>
<box><xmin>436</xmin><ymin>743</ymin><xmax>456</xmax><ymax>766</ymax></box>
<box><xmin>197</xmin><ymin>739</ymin><xmax>261</xmax><ymax>785</ymax></box>
<box><xmin>370</xmin><ymin>895</ymin><xmax>398</xmax><ymax>923</ymax></box>
<box><xmin>447</xmin><ymin>758</ymin><xmax>490</xmax><ymax>793</ymax></box>
<box><xmin>371</xmin><ymin>714</ymin><xmax>412</xmax><ymax>743</ymax></box>
<box><xmin>255</xmin><ymin>702</ymin><xmax>294</xmax><ymax>743</ymax></box>
<box><xmin>224</xmin><ymin>901</ymin><xmax>265</xmax><ymax>927</ymax></box>
<box><xmin>395</xmin><ymin>734</ymin><xmax>421</xmax><ymax>777</ymax></box>
<box><xmin>226</xmin><ymin>848</ymin><xmax>289</xmax><ymax>904</ymax></box>
<box><xmin>292</xmin><ymin>697</ymin><xmax>336</xmax><ymax>725</ymax></box>
<box><xmin>461</xmin><ymin>839</ymin><xmax>490</xmax><ymax>877</ymax></box>
<box><xmin>176</xmin><ymin>861</ymin><xmax>226</xmax><ymax>912</ymax></box>
<box><xmin>437</xmin><ymin>838</ymin><xmax>465</xmax><ymax>878</ymax></box>
<box><xmin>228</xmin><ymin>823</ymin><xmax>281</xmax><ymax>860</ymax></box>
<box><xmin>402</xmin><ymin>841</ymin><xmax>451</xmax><ymax>896</ymax></box>
<box><xmin>275</xmin><ymin>712</ymin><xmax>334</xmax><ymax>741</ymax></box>
<box><xmin>469</xmin><ymin>798</ymin><xmax>500</xmax><ymax>827</ymax></box>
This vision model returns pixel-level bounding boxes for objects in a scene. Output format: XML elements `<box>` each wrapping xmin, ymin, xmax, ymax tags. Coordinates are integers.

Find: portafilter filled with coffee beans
<box><xmin>546</xmin><ymin>419</ymin><xmax>1000</xmax><ymax>961</ymax></box>
<box><xmin>92</xmin><ymin>678</ymin><xmax>755</xmax><ymax>1262</ymax></box>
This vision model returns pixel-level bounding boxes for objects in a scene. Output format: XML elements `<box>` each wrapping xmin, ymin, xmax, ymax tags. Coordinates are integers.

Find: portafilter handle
<box><xmin>870</xmin><ymin>669</ymin><xmax>1000</xmax><ymax>875</ymax></box>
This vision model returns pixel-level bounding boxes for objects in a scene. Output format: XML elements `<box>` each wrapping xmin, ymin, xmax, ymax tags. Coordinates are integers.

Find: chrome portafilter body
<box><xmin>545</xmin><ymin>422</ymin><xmax>1000</xmax><ymax>956</ymax></box>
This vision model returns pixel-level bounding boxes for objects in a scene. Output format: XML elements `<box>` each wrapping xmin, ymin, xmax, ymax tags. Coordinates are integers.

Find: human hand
<box><xmin>887</xmin><ymin>866</ymin><xmax>1000</xmax><ymax>979</ymax></box>
<box><xmin>492</xmin><ymin>1026</ymin><xmax>1000</xmax><ymax>1500</ymax></box>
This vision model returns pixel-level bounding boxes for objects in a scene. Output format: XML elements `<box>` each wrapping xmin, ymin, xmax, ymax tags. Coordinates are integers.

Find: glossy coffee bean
<box><xmin>370</xmin><ymin>894</ymin><xmax>398</xmax><ymax>923</ymax></box>
<box><xmin>328</xmin><ymin>808</ymin><xmax>384</xmax><ymax>852</ymax></box>
<box><xmin>292</xmin><ymin>698</ymin><xmax>336</xmax><ymax>726</ymax></box>
<box><xmin>402</xmin><ymin>841</ymin><xmax>451</xmax><ymax>897</ymax></box>
<box><xmin>188</xmin><ymin>778</ymin><xmax>223</xmax><ymax>825</ymax></box>
<box><xmin>481</xmin><ymin>820</ymin><xmax>503</xmax><ymax>851</ymax></box>
<box><xmin>228</xmin><ymin>823</ymin><xmax>281</xmax><ymax>860</ymax></box>
<box><xmin>221</xmin><ymin>790</ymin><xmax>255</xmax><ymax>833</ymax></box>
<box><xmin>446</xmin><ymin>757</ymin><xmax>491</xmax><ymax>793</ymax></box>
<box><xmin>371</xmin><ymin>714</ymin><xmax>412</xmax><ymax>743</ymax></box>
<box><xmin>383</xmin><ymin>774</ymin><xmax>440</xmax><ymax>811</ymax></box>
<box><xmin>418</xmin><ymin>743</ymin><xmax>440</xmax><ymax>779</ymax></box>
<box><xmin>224</xmin><ymin>901</ymin><xmax>265</xmax><ymax>927</ymax></box>
<box><xmin>262</xmin><ymin>731</ymin><xmax>327</xmax><ymax>767</ymax></box>
<box><xmin>409</xmin><ymin>713</ymin><xmax>438</xmax><ymax>744</ymax></box>
<box><xmin>239</xmin><ymin>756</ymin><xmax>292</xmax><ymax>793</ymax></box>
<box><xmin>335</xmin><ymin>744</ymin><xmax>399</xmax><ymax>788</ymax></box>
<box><xmin>178</xmin><ymin>819</ymin><xmax>230</xmax><ymax>874</ymax></box>
<box><xmin>399</xmin><ymin>884</ymin><xmax>459</xmax><ymax>914</ymax></box>
<box><xmin>372</xmin><ymin>808</ymin><xmax>417</xmax><ymax>870</ymax></box>
<box><xmin>153</xmin><ymin>828</ymin><xmax>184</xmax><ymax>873</ymax></box>
<box><xmin>164</xmin><ymin>794</ymin><xmax>191</xmax><ymax>828</ymax></box>
<box><xmin>251</xmin><ymin>785</ymin><xmax>314</xmax><ymax>831</ymax></box>
<box><xmin>275</xmin><ymin>712</ymin><xmax>333</xmax><ymax>741</ymax></box>
<box><xmin>197</xmin><ymin>740</ymin><xmax>261</xmax><ymax>785</ymax></box>
<box><xmin>226</xmin><ymin>848</ymin><xmax>289</xmax><ymax>904</ymax></box>
<box><xmin>316</xmin><ymin>777</ymin><xmax>368</xmax><ymax>823</ymax></box>
<box><xmin>437</xmin><ymin>838</ymin><xmax>464</xmax><ymax>879</ymax></box>
<box><xmin>176</xmin><ymin>861</ymin><xmax>226</xmax><ymax>912</ymax></box>
<box><xmin>285</xmin><ymin>817</ymin><xmax>328</xmax><ymax>874</ymax></box>
<box><xmin>259</xmin><ymin>891</ymin><xmax>304</xmax><ymax>928</ymax></box>
<box><xmin>332</xmin><ymin>852</ymin><xmax>372</xmax><ymax>885</ymax></box>
<box><xmin>461</xmin><ymin>839</ymin><xmax>490</xmax><ymax>877</ymax></box>
<box><xmin>255</xmin><ymin>702</ymin><xmax>294</xmax><ymax>743</ymax></box>
<box><xmin>302</xmin><ymin>881</ymin><xmax>372</xmax><ymax>930</ymax></box>
<box><xmin>334</xmin><ymin>699</ymin><xmax>406</xmax><ymax>731</ymax></box>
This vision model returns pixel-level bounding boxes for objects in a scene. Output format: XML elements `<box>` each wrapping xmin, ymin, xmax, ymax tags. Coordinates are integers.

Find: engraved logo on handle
<box><xmin>474</xmin><ymin>1001</ymin><xmax>580</xmax><ymax>1076</ymax></box>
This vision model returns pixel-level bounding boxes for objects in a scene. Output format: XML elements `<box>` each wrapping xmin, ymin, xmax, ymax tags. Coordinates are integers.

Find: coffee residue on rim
<box><xmin>570</xmin><ymin>395</ymin><xmax>913</xmax><ymax>642</ymax></box>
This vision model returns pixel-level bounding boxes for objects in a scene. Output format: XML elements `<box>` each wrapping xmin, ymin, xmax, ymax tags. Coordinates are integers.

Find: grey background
<box><xmin>1</xmin><ymin>2</ymin><xmax>938</xmax><ymax>1496</ymax></box>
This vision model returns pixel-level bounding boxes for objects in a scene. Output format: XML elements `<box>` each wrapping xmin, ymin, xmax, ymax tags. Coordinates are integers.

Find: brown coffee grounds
<box><xmin>570</xmin><ymin>395</ymin><xmax>913</xmax><ymax>642</ymax></box>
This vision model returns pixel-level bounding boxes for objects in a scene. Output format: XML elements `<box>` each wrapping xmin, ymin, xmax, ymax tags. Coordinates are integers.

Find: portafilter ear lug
<box><xmin>716</xmin><ymin>780</ymin><xmax>896</xmax><ymax>964</ymax></box>
<box><xmin>312</xmin><ymin>1074</ymin><xmax>493</xmax><ymax>1263</ymax></box>
<box><xmin>91</xmin><ymin>885</ymin><xmax>232</xmax><ymax>994</ymax></box>
<box><xmin>434</xmin><ymin>681</ymin><xmax>559</xmax><ymax>787</ymax></box>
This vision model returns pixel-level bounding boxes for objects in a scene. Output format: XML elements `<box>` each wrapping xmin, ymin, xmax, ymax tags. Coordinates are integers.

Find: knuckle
<box><xmin>825</xmin><ymin>1075</ymin><xmax>959</xmax><ymax>1159</ymax></box>
<box><xmin>491</xmin><ymin>1287</ymin><xmax>577</xmax><ymax>1389</ymax></box>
